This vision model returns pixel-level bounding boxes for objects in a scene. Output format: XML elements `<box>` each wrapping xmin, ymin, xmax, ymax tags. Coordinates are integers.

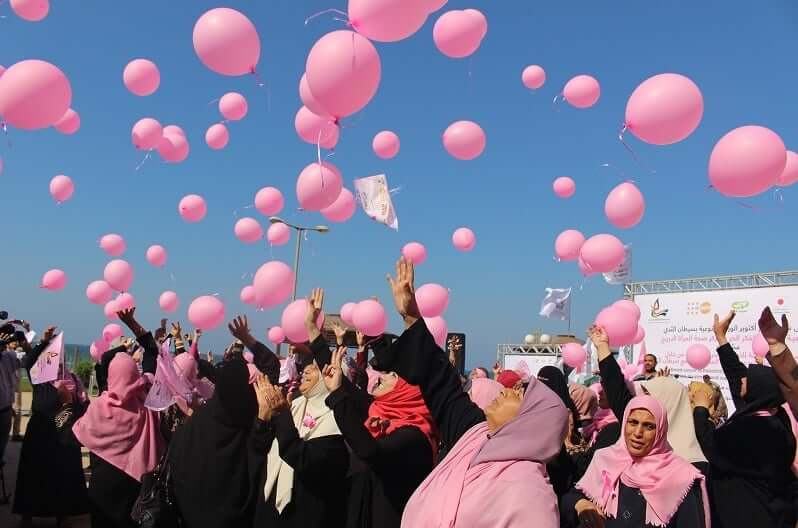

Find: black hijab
<box><xmin>731</xmin><ymin>364</ymin><xmax>786</xmax><ymax>419</ymax></box>
<box><xmin>538</xmin><ymin>366</ymin><xmax>581</xmax><ymax>440</ymax></box>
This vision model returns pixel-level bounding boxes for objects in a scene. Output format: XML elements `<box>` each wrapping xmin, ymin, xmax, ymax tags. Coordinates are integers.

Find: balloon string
<box><xmin>250</xmin><ymin>67</ymin><xmax>266</xmax><ymax>88</ymax></box>
<box><xmin>618</xmin><ymin>124</ymin><xmax>656</xmax><ymax>175</ymax></box>
<box><xmin>304</xmin><ymin>8</ymin><xmax>348</xmax><ymax>26</ymax></box>
<box><xmin>0</xmin><ymin>121</ymin><xmax>11</xmax><ymax>148</ymax></box>
<box><xmin>599</xmin><ymin>162</ymin><xmax>626</xmax><ymax>180</ymax></box>
<box><xmin>135</xmin><ymin>150</ymin><xmax>152</xmax><ymax>171</ymax></box>
<box><xmin>552</xmin><ymin>94</ymin><xmax>562</xmax><ymax>113</ymax></box>
<box><xmin>316</xmin><ymin>130</ymin><xmax>326</xmax><ymax>190</ymax></box>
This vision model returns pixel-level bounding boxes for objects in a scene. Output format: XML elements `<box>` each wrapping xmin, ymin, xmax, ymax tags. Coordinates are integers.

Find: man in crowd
<box><xmin>703</xmin><ymin>373</ymin><xmax>728</xmax><ymax>424</ymax></box>
<box><xmin>633</xmin><ymin>353</ymin><xmax>659</xmax><ymax>381</ymax></box>
<box><xmin>0</xmin><ymin>322</ymin><xmax>23</xmax><ymax>467</ymax></box>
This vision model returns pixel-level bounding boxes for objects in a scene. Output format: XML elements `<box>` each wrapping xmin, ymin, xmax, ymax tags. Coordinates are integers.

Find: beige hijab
<box><xmin>642</xmin><ymin>376</ymin><xmax>707</xmax><ymax>464</ymax></box>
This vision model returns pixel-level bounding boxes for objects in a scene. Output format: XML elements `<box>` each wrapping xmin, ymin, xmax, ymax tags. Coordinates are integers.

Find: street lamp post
<box><xmin>268</xmin><ymin>217</ymin><xmax>330</xmax><ymax>301</ymax></box>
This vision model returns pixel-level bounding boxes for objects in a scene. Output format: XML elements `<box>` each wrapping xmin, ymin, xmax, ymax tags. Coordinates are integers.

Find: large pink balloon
<box><xmin>146</xmin><ymin>245</ymin><xmax>167</xmax><ymax>267</ymax></box>
<box><xmin>103</xmin><ymin>323</ymin><xmax>123</xmax><ymax>342</ymax></box>
<box><xmin>562</xmin><ymin>342</ymin><xmax>587</xmax><ymax>368</ymax></box>
<box><xmin>554</xmin><ymin>229</ymin><xmax>585</xmax><ymax>261</ymax></box>
<box><xmin>41</xmin><ymin>269</ymin><xmax>67</xmax><ymax>291</ymax></box>
<box><xmin>49</xmin><ymin>174</ymin><xmax>74</xmax><ymax>203</ymax></box>
<box><xmin>443</xmin><ymin>121</ymin><xmax>486</xmax><ymax>160</ymax></box>
<box><xmin>179</xmin><ymin>194</ymin><xmax>207</xmax><ymax>222</ymax></box>
<box><xmin>424</xmin><ymin>316</ymin><xmax>448</xmax><ymax>348</ymax></box>
<box><xmin>100</xmin><ymin>234</ymin><xmax>126</xmax><ymax>257</ymax></box>
<box><xmin>267</xmin><ymin>222</ymin><xmax>291</xmax><ymax>246</ymax></box>
<box><xmin>605</xmin><ymin>182</ymin><xmax>645</xmax><ymax>229</ymax></box>
<box><xmin>0</xmin><ymin>60</ymin><xmax>72</xmax><ymax>130</ymax></box>
<box><xmin>268</xmin><ymin>326</ymin><xmax>285</xmax><ymax>344</ymax></box>
<box><xmin>452</xmin><ymin>227</ymin><xmax>476</xmax><ymax>252</ymax></box>
<box><xmin>158</xmin><ymin>132</ymin><xmax>190</xmax><ymax>163</ymax></box>
<box><xmin>53</xmin><ymin>108</ymin><xmax>80</xmax><ymax>134</ymax></box>
<box><xmin>633</xmin><ymin>326</ymin><xmax>646</xmax><ymax>345</ymax></box>
<box><xmin>0</xmin><ymin>65</ymin><xmax>5</xmax><ymax>79</ymax></box>
<box><xmin>753</xmin><ymin>333</ymin><xmax>769</xmax><ymax>358</ymax></box>
<box><xmin>595</xmin><ymin>306</ymin><xmax>638</xmax><ymax>347</ymax></box>
<box><xmin>240</xmin><ymin>285</ymin><xmax>256</xmax><ymax>305</ymax></box>
<box><xmin>86</xmin><ymin>280</ymin><xmax>113</xmax><ymax>305</ymax></box>
<box><xmin>253</xmin><ymin>261</ymin><xmax>294</xmax><ymax>309</ymax></box>
<box><xmin>306</xmin><ymin>30</ymin><xmax>381</xmax><ymax>119</ymax></box>
<box><xmin>708</xmin><ymin>126</ymin><xmax>786</xmax><ymax>198</ymax></box>
<box><xmin>580</xmin><ymin>234</ymin><xmax>624</xmax><ymax>273</ymax></box>
<box><xmin>131</xmin><ymin>118</ymin><xmax>162</xmax><ymax>150</ymax></box>
<box><xmin>402</xmin><ymin>242</ymin><xmax>427</xmax><ymax>265</ymax></box>
<box><xmin>117</xmin><ymin>292</ymin><xmax>136</xmax><ymax>311</ymax></box>
<box><xmin>612</xmin><ymin>300</ymin><xmax>641</xmax><ymax>322</ymax></box>
<box><xmin>522</xmin><ymin>65</ymin><xmax>546</xmax><ymax>89</ymax></box>
<box><xmin>778</xmin><ymin>151</ymin><xmax>798</xmax><ymax>187</ymax></box>
<box><xmin>321</xmin><ymin>188</ymin><xmax>356</xmax><ymax>223</ymax></box>
<box><xmin>348</xmin><ymin>0</ymin><xmax>428</xmax><ymax>42</ymax></box>
<box><xmin>159</xmin><ymin>291</ymin><xmax>179</xmax><ymax>313</ymax></box>
<box><xmin>578</xmin><ymin>255</ymin><xmax>594</xmax><ymax>277</ymax></box>
<box><xmin>563</xmin><ymin>75</ymin><xmax>600</xmax><ymax>109</ymax></box>
<box><xmin>104</xmin><ymin>259</ymin><xmax>133</xmax><ymax>292</ymax></box>
<box><xmin>296</xmin><ymin>162</ymin><xmax>343</xmax><ymax>211</ymax></box>
<box><xmin>373</xmin><ymin>131</ymin><xmax>400</xmax><ymax>159</ymax></box>
<box><xmin>424</xmin><ymin>0</ymin><xmax>448</xmax><ymax>13</ymax></box>
<box><xmin>188</xmin><ymin>296</ymin><xmax>226</xmax><ymax>331</ymax></box>
<box><xmin>104</xmin><ymin>300</ymin><xmax>120</xmax><ymax>320</ymax></box>
<box><xmin>90</xmin><ymin>339</ymin><xmax>109</xmax><ymax>361</ymax></box>
<box><xmin>11</xmin><ymin>0</ymin><xmax>49</xmax><ymax>21</ymax></box>
<box><xmin>353</xmin><ymin>300</ymin><xmax>388</xmax><ymax>336</ymax></box>
<box><xmin>625</xmin><ymin>73</ymin><xmax>703</xmax><ymax>145</ymax></box>
<box><xmin>255</xmin><ymin>187</ymin><xmax>284</xmax><ymax>216</ymax></box>
<box><xmin>433</xmin><ymin>10</ymin><xmax>486</xmax><ymax>58</ymax></box>
<box><xmin>553</xmin><ymin>176</ymin><xmax>575</xmax><ymax>198</ymax></box>
<box><xmin>686</xmin><ymin>344</ymin><xmax>711</xmax><ymax>370</ymax></box>
<box><xmin>415</xmin><ymin>283</ymin><xmax>450</xmax><ymax>318</ymax></box>
<box><xmin>123</xmin><ymin>59</ymin><xmax>160</xmax><ymax>96</ymax></box>
<box><xmin>234</xmin><ymin>217</ymin><xmax>263</xmax><ymax>244</ymax></box>
<box><xmin>219</xmin><ymin>92</ymin><xmax>248</xmax><ymax>121</ymax></box>
<box><xmin>340</xmin><ymin>303</ymin><xmax>357</xmax><ymax>326</ymax></box>
<box><xmin>205</xmin><ymin>123</ymin><xmax>229</xmax><ymax>150</ymax></box>
<box><xmin>299</xmin><ymin>73</ymin><xmax>331</xmax><ymax>117</ymax></box>
<box><xmin>193</xmin><ymin>8</ymin><xmax>260</xmax><ymax>76</ymax></box>
<box><xmin>282</xmin><ymin>299</ymin><xmax>324</xmax><ymax>343</ymax></box>
<box><xmin>294</xmin><ymin>106</ymin><xmax>339</xmax><ymax>149</ymax></box>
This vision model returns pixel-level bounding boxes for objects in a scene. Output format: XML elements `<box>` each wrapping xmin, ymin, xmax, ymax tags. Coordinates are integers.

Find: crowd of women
<box><xmin>2</xmin><ymin>258</ymin><xmax>798</xmax><ymax>528</ymax></box>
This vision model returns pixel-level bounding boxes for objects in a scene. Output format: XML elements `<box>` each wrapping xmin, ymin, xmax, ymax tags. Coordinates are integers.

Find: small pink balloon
<box><xmin>268</xmin><ymin>326</ymin><xmax>285</xmax><ymax>344</ymax></box>
<box><xmin>580</xmin><ymin>234</ymin><xmax>625</xmax><ymax>273</ymax></box>
<box><xmin>11</xmin><ymin>0</ymin><xmax>49</xmax><ymax>21</ymax></box>
<box><xmin>686</xmin><ymin>344</ymin><xmax>711</xmax><ymax>370</ymax></box>
<box><xmin>90</xmin><ymin>339</ymin><xmax>108</xmax><ymax>362</ymax></box>
<box><xmin>294</xmin><ymin>106</ymin><xmax>339</xmax><ymax>149</ymax></box>
<box><xmin>433</xmin><ymin>10</ymin><xmax>487</xmax><ymax>59</ymax></box>
<box><xmin>296</xmin><ymin>161</ymin><xmax>343</xmax><ymax>211</ymax></box>
<box><xmin>162</xmin><ymin>125</ymin><xmax>185</xmax><ymax>138</ymax></box>
<box><xmin>452</xmin><ymin>227</ymin><xmax>476</xmax><ymax>252</ymax></box>
<box><xmin>206</xmin><ymin>123</ymin><xmax>230</xmax><ymax>150</ymax></box>
<box><xmin>146</xmin><ymin>245</ymin><xmax>167</xmax><ymax>267</ymax></box>
<box><xmin>188</xmin><ymin>295</ymin><xmax>226</xmax><ymax>331</ymax></box>
<box><xmin>193</xmin><ymin>8</ymin><xmax>261</xmax><ymax>76</ymax></box>
<box><xmin>103</xmin><ymin>323</ymin><xmax>123</xmax><ymax>342</ymax></box>
<box><xmin>179</xmin><ymin>194</ymin><xmax>207</xmax><ymax>222</ymax></box>
<box><xmin>159</xmin><ymin>291</ymin><xmax>179</xmax><ymax>313</ymax></box>
<box><xmin>522</xmin><ymin>65</ymin><xmax>546</xmax><ymax>89</ymax></box>
<box><xmin>86</xmin><ymin>280</ymin><xmax>113</xmax><ymax>305</ymax></box>
<box><xmin>49</xmin><ymin>174</ymin><xmax>74</xmax><ymax>203</ymax></box>
<box><xmin>632</xmin><ymin>326</ymin><xmax>646</xmax><ymax>345</ymax></box>
<box><xmin>253</xmin><ymin>261</ymin><xmax>295</xmax><ymax>309</ymax></box>
<box><xmin>234</xmin><ymin>217</ymin><xmax>263</xmax><ymax>244</ymax></box>
<box><xmin>709</xmin><ymin>125</ymin><xmax>786</xmax><ymax>198</ymax></box>
<box><xmin>0</xmin><ymin>60</ymin><xmax>72</xmax><ymax>130</ymax></box>
<box><xmin>595</xmin><ymin>306</ymin><xmax>638</xmax><ymax>347</ymax></box>
<box><xmin>219</xmin><ymin>92</ymin><xmax>248</xmax><ymax>121</ymax></box>
<box><xmin>562</xmin><ymin>342</ymin><xmax>587</xmax><ymax>368</ymax></box>
<box><xmin>443</xmin><ymin>120</ymin><xmax>486</xmax><ymax>160</ymax></box>
<box><xmin>563</xmin><ymin>75</ymin><xmax>600</xmax><ymax>109</ymax></box>
<box><xmin>348</xmin><ymin>0</ymin><xmax>428</xmax><ymax>42</ymax></box>
<box><xmin>157</xmin><ymin>132</ymin><xmax>190</xmax><ymax>163</ymax></box>
<box><xmin>123</xmin><ymin>59</ymin><xmax>160</xmax><ymax>97</ymax></box>
<box><xmin>416</xmin><ymin>283</ymin><xmax>450</xmax><ymax>318</ymax></box>
<box><xmin>340</xmin><ymin>303</ymin><xmax>357</xmax><ymax>326</ymax></box>
<box><xmin>267</xmin><ymin>222</ymin><xmax>291</xmax><ymax>246</ymax></box>
<box><xmin>612</xmin><ymin>300</ymin><xmax>641</xmax><ymax>322</ymax></box>
<box><xmin>353</xmin><ymin>299</ymin><xmax>388</xmax><ymax>336</ymax></box>
<box><xmin>53</xmin><ymin>108</ymin><xmax>80</xmax><ymax>135</ymax></box>
<box><xmin>104</xmin><ymin>300</ymin><xmax>119</xmax><ymax>320</ymax></box>
<box><xmin>131</xmin><ymin>118</ymin><xmax>162</xmax><ymax>150</ymax></box>
<box><xmin>299</xmin><ymin>73</ymin><xmax>331</xmax><ymax>118</ymax></box>
<box><xmin>605</xmin><ymin>182</ymin><xmax>645</xmax><ymax>229</ymax></box>
<box><xmin>753</xmin><ymin>333</ymin><xmax>770</xmax><ymax>358</ymax></box>
<box><xmin>240</xmin><ymin>285</ymin><xmax>256</xmax><ymax>305</ymax></box>
<box><xmin>104</xmin><ymin>259</ymin><xmax>134</xmax><ymax>292</ymax></box>
<box><xmin>99</xmin><ymin>234</ymin><xmax>126</xmax><ymax>257</ymax></box>
<box><xmin>554</xmin><ymin>229</ymin><xmax>585</xmax><ymax>261</ymax></box>
<box><xmin>553</xmin><ymin>176</ymin><xmax>575</xmax><ymax>198</ymax></box>
<box><xmin>115</xmin><ymin>292</ymin><xmax>136</xmax><ymax>311</ymax></box>
<box><xmin>373</xmin><ymin>130</ymin><xmax>400</xmax><ymax>159</ymax></box>
<box><xmin>402</xmin><ymin>242</ymin><xmax>427</xmax><ymax>265</ymax></box>
<box><xmin>625</xmin><ymin>73</ymin><xmax>703</xmax><ymax>145</ymax></box>
<box><xmin>424</xmin><ymin>316</ymin><xmax>448</xmax><ymax>348</ymax></box>
<box><xmin>255</xmin><ymin>187</ymin><xmax>284</xmax><ymax>217</ymax></box>
<box><xmin>321</xmin><ymin>188</ymin><xmax>356</xmax><ymax>223</ymax></box>
<box><xmin>282</xmin><ymin>299</ymin><xmax>324</xmax><ymax>343</ymax></box>
<box><xmin>41</xmin><ymin>269</ymin><xmax>67</xmax><ymax>291</ymax></box>
<box><xmin>778</xmin><ymin>151</ymin><xmax>798</xmax><ymax>187</ymax></box>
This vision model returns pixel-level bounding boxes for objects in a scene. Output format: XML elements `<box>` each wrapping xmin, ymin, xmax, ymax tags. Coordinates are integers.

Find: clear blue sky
<box><xmin>2</xmin><ymin>0</ymin><xmax>797</xmax><ymax>368</ymax></box>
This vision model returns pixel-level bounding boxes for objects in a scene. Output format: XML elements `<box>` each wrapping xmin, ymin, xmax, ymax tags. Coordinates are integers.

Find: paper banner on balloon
<box><xmin>539</xmin><ymin>287</ymin><xmax>571</xmax><ymax>321</ymax></box>
<box><xmin>567</xmin><ymin>340</ymin><xmax>598</xmax><ymax>385</ymax></box>
<box><xmin>602</xmin><ymin>245</ymin><xmax>633</xmax><ymax>285</ymax></box>
<box><xmin>145</xmin><ymin>338</ymin><xmax>192</xmax><ymax>411</ymax></box>
<box><xmin>30</xmin><ymin>332</ymin><xmax>64</xmax><ymax>385</ymax></box>
<box><xmin>353</xmin><ymin>174</ymin><xmax>399</xmax><ymax>230</ymax></box>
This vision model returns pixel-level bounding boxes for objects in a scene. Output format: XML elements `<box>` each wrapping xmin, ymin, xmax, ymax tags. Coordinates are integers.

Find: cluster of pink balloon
<box><xmin>0</xmin><ymin>60</ymin><xmax>74</xmax><ymax>131</ymax></box>
<box><xmin>131</xmin><ymin>118</ymin><xmax>190</xmax><ymax>163</ymax></box>
<box><xmin>594</xmin><ymin>300</ymin><xmax>645</xmax><ymax>348</ymax></box>
<box><xmin>554</xmin><ymin>230</ymin><xmax>625</xmax><ymax>275</ymax></box>
<box><xmin>294</xmin><ymin>162</ymin><xmax>357</xmax><ymax>223</ymax></box>
<box><xmin>207</xmin><ymin>92</ymin><xmax>248</xmax><ymax>150</ymax></box>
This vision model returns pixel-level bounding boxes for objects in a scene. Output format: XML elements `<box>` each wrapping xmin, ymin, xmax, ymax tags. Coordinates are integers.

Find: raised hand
<box><xmin>254</xmin><ymin>374</ymin><xmax>288</xmax><ymax>421</ymax></box>
<box><xmin>759</xmin><ymin>306</ymin><xmax>789</xmax><ymax>346</ymax></box>
<box><xmin>387</xmin><ymin>258</ymin><xmax>420</xmax><ymax>327</ymax></box>
<box><xmin>588</xmin><ymin>325</ymin><xmax>609</xmax><ymax>347</ymax></box>
<box><xmin>41</xmin><ymin>325</ymin><xmax>58</xmax><ymax>343</ymax></box>
<box><xmin>305</xmin><ymin>288</ymin><xmax>324</xmax><ymax>342</ymax></box>
<box><xmin>228</xmin><ymin>315</ymin><xmax>254</xmax><ymax>347</ymax></box>
<box><xmin>713</xmin><ymin>311</ymin><xmax>736</xmax><ymax>346</ymax></box>
<box><xmin>332</xmin><ymin>322</ymin><xmax>347</xmax><ymax>346</ymax></box>
<box><xmin>322</xmin><ymin>346</ymin><xmax>346</xmax><ymax>393</ymax></box>
<box><xmin>657</xmin><ymin>367</ymin><xmax>671</xmax><ymax>378</ymax></box>
<box><xmin>171</xmin><ymin>322</ymin><xmax>183</xmax><ymax>339</ymax></box>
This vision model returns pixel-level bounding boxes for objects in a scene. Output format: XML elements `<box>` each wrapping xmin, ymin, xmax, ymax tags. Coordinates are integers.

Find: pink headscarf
<box><xmin>469</xmin><ymin>378</ymin><xmax>503</xmax><ymax>410</ymax></box>
<box><xmin>781</xmin><ymin>403</ymin><xmax>798</xmax><ymax>476</ymax></box>
<box><xmin>569</xmin><ymin>383</ymin><xmax>598</xmax><ymax>422</ymax></box>
<box><xmin>401</xmin><ymin>377</ymin><xmax>567</xmax><ymax>528</ymax></box>
<box><xmin>577</xmin><ymin>395</ymin><xmax>710</xmax><ymax>527</ymax></box>
<box><xmin>366</xmin><ymin>366</ymin><xmax>381</xmax><ymax>394</ymax></box>
<box><xmin>73</xmin><ymin>353</ymin><xmax>163</xmax><ymax>482</ymax></box>
<box><xmin>174</xmin><ymin>352</ymin><xmax>215</xmax><ymax>401</ymax></box>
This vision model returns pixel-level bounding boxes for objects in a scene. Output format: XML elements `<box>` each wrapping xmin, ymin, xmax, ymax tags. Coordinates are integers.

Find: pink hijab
<box><xmin>401</xmin><ymin>377</ymin><xmax>567</xmax><ymax>528</ymax></box>
<box><xmin>577</xmin><ymin>395</ymin><xmax>710</xmax><ymax>527</ymax></box>
<box><xmin>569</xmin><ymin>383</ymin><xmax>598</xmax><ymax>422</ymax></box>
<box><xmin>469</xmin><ymin>378</ymin><xmax>503</xmax><ymax>410</ymax></box>
<box><xmin>73</xmin><ymin>353</ymin><xmax>163</xmax><ymax>482</ymax></box>
<box><xmin>174</xmin><ymin>352</ymin><xmax>215</xmax><ymax>401</ymax></box>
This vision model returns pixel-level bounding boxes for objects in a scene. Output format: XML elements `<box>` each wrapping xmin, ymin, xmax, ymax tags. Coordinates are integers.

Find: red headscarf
<box><xmin>366</xmin><ymin>377</ymin><xmax>438</xmax><ymax>459</ymax></box>
<box><xmin>497</xmin><ymin>370</ymin><xmax>522</xmax><ymax>388</ymax></box>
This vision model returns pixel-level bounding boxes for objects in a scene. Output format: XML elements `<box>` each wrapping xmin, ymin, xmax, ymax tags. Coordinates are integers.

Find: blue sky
<box><xmin>2</xmin><ymin>0</ymin><xmax>797</xmax><ymax>368</ymax></box>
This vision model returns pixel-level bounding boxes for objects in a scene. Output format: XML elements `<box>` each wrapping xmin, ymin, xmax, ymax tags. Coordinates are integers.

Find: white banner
<box><xmin>502</xmin><ymin>353</ymin><xmax>559</xmax><ymax>376</ymax></box>
<box><xmin>353</xmin><ymin>174</ymin><xmax>399</xmax><ymax>231</ymax></box>
<box><xmin>603</xmin><ymin>245</ymin><xmax>632</xmax><ymax>285</ymax></box>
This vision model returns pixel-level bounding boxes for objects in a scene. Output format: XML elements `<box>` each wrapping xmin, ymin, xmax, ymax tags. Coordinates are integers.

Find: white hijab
<box><xmin>642</xmin><ymin>376</ymin><xmax>708</xmax><ymax>464</ymax></box>
<box><xmin>263</xmin><ymin>363</ymin><xmax>341</xmax><ymax>513</ymax></box>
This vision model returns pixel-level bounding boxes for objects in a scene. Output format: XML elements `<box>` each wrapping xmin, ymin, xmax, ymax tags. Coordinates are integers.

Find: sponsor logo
<box><xmin>731</xmin><ymin>301</ymin><xmax>749</xmax><ymax>312</ymax></box>
<box><xmin>650</xmin><ymin>299</ymin><xmax>669</xmax><ymax>319</ymax></box>
<box><xmin>687</xmin><ymin>301</ymin><xmax>712</xmax><ymax>316</ymax></box>
<box><xmin>700</xmin><ymin>302</ymin><xmax>712</xmax><ymax>314</ymax></box>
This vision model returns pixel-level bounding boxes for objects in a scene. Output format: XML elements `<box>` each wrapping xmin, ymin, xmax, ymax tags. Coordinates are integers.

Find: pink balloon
<box><xmin>188</xmin><ymin>295</ymin><xmax>226</xmax><ymax>331</ymax></box>
<box><xmin>580</xmin><ymin>234</ymin><xmax>625</xmax><ymax>273</ymax></box>
<box><xmin>163</xmin><ymin>125</ymin><xmax>185</xmax><ymax>138</ymax></box>
<box><xmin>53</xmin><ymin>108</ymin><xmax>80</xmax><ymax>134</ymax></box>
<box><xmin>294</xmin><ymin>106</ymin><xmax>339</xmax><ymax>149</ymax></box>
<box><xmin>146</xmin><ymin>245</ymin><xmax>167</xmax><ymax>267</ymax></box>
<box><xmin>554</xmin><ymin>229</ymin><xmax>585</xmax><ymax>261</ymax></box>
<box><xmin>299</xmin><ymin>73</ymin><xmax>331</xmax><ymax>118</ymax></box>
<box><xmin>115</xmin><ymin>292</ymin><xmax>136</xmax><ymax>311</ymax></box>
<box><xmin>321</xmin><ymin>188</ymin><xmax>356</xmax><ymax>223</ymax></box>
<box><xmin>778</xmin><ymin>151</ymin><xmax>798</xmax><ymax>187</ymax></box>
<box><xmin>632</xmin><ymin>326</ymin><xmax>646</xmax><ymax>345</ymax></box>
<box><xmin>159</xmin><ymin>291</ymin><xmax>179</xmax><ymax>313</ymax></box>
<box><xmin>123</xmin><ymin>59</ymin><xmax>160</xmax><ymax>97</ymax></box>
<box><xmin>348</xmin><ymin>0</ymin><xmax>428</xmax><ymax>42</ymax></box>
<box><xmin>578</xmin><ymin>255</ymin><xmax>594</xmax><ymax>277</ymax></box>
<box><xmin>86</xmin><ymin>280</ymin><xmax>113</xmax><ymax>305</ymax></box>
<box><xmin>268</xmin><ymin>326</ymin><xmax>285</xmax><ymax>345</ymax></box>
<box><xmin>553</xmin><ymin>176</ymin><xmax>575</xmax><ymax>198</ymax></box>
<box><xmin>205</xmin><ymin>123</ymin><xmax>229</xmax><ymax>150</ymax></box>
<box><xmin>353</xmin><ymin>300</ymin><xmax>388</xmax><ymax>336</ymax></box>
<box><xmin>373</xmin><ymin>130</ymin><xmax>400</xmax><ymax>159</ymax></box>
<box><xmin>193</xmin><ymin>8</ymin><xmax>260</xmax><ymax>76</ymax></box>
<box><xmin>416</xmin><ymin>283</ymin><xmax>450</xmax><ymax>318</ymax></box>
<box><xmin>563</xmin><ymin>75</ymin><xmax>600</xmax><ymax>109</ymax></box>
<box><xmin>104</xmin><ymin>300</ymin><xmax>119</xmax><ymax>320</ymax></box>
<box><xmin>686</xmin><ymin>344</ymin><xmax>711</xmax><ymax>370</ymax></box>
<box><xmin>340</xmin><ymin>303</ymin><xmax>357</xmax><ymax>326</ymax></box>
<box><xmin>179</xmin><ymin>194</ymin><xmax>207</xmax><ymax>222</ymax></box>
<box><xmin>296</xmin><ymin>161</ymin><xmax>343</xmax><ymax>211</ymax></box>
<box><xmin>282</xmin><ymin>299</ymin><xmax>324</xmax><ymax>343</ymax></box>
<box><xmin>267</xmin><ymin>222</ymin><xmax>291</xmax><ymax>246</ymax></box>
<box><xmin>625</xmin><ymin>73</ymin><xmax>703</xmax><ymax>145</ymax></box>
<box><xmin>255</xmin><ymin>187</ymin><xmax>284</xmax><ymax>217</ymax></box>
<box><xmin>11</xmin><ymin>0</ymin><xmax>49</xmax><ymax>21</ymax></box>
<box><xmin>562</xmin><ymin>342</ymin><xmax>587</xmax><ymax>368</ymax></box>
<box><xmin>103</xmin><ymin>323</ymin><xmax>123</xmax><ymax>342</ymax></box>
<box><xmin>131</xmin><ymin>118</ymin><xmax>162</xmax><ymax>150</ymax></box>
<box><xmin>234</xmin><ymin>217</ymin><xmax>263</xmax><ymax>244</ymax></box>
<box><xmin>595</xmin><ymin>306</ymin><xmax>638</xmax><ymax>347</ymax></box>
<box><xmin>306</xmin><ymin>30</ymin><xmax>381</xmax><ymax>119</ymax></box>
<box><xmin>0</xmin><ymin>60</ymin><xmax>72</xmax><ymax>130</ymax></box>
<box><xmin>104</xmin><ymin>259</ymin><xmax>134</xmax><ymax>292</ymax></box>
<box><xmin>99</xmin><ymin>234</ymin><xmax>126</xmax><ymax>257</ymax></box>
<box><xmin>443</xmin><ymin>120</ymin><xmax>486</xmax><ymax>160</ymax></box>
<box><xmin>464</xmin><ymin>9</ymin><xmax>488</xmax><ymax>38</ymax></box>
<box><xmin>240</xmin><ymin>285</ymin><xmax>256</xmax><ymax>305</ymax></box>
<box><xmin>41</xmin><ymin>269</ymin><xmax>67</xmax><ymax>291</ymax></box>
<box><xmin>157</xmin><ymin>133</ymin><xmax>190</xmax><ymax>163</ymax></box>
<box><xmin>612</xmin><ymin>300</ymin><xmax>641</xmax><ymax>322</ymax></box>
<box><xmin>90</xmin><ymin>339</ymin><xmax>108</xmax><ymax>361</ymax></box>
<box><xmin>402</xmin><ymin>242</ymin><xmax>428</xmax><ymax>265</ymax></box>
<box><xmin>0</xmin><ymin>65</ymin><xmax>5</xmax><ymax>79</ymax></box>
<box><xmin>753</xmin><ymin>333</ymin><xmax>769</xmax><ymax>358</ymax></box>
<box><xmin>709</xmin><ymin>126</ymin><xmax>786</xmax><ymax>198</ymax></box>
<box><xmin>452</xmin><ymin>227</ymin><xmax>476</xmax><ymax>252</ymax></box>
<box><xmin>424</xmin><ymin>0</ymin><xmax>448</xmax><ymax>13</ymax></box>
<box><xmin>605</xmin><ymin>182</ymin><xmax>645</xmax><ymax>229</ymax></box>
<box><xmin>253</xmin><ymin>261</ymin><xmax>294</xmax><ymax>309</ymax></box>
<box><xmin>49</xmin><ymin>174</ymin><xmax>74</xmax><ymax>203</ymax></box>
<box><xmin>219</xmin><ymin>92</ymin><xmax>248</xmax><ymax>121</ymax></box>
<box><xmin>522</xmin><ymin>65</ymin><xmax>546</xmax><ymax>89</ymax></box>
<box><xmin>433</xmin><ymin>10</ymin><xmax>486</xmax><ymax>58</ymax></box>
<box><xmin>424</xmin><ymin>316</ymin><xmax>448</xmax><ymax>348</ymax></box>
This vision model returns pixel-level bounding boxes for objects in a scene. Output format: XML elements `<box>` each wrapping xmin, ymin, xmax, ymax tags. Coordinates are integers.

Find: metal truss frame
<box><xmin>624</xmin><ymin>270</ymin><xmax>798</xmax><ymax>298</ymax></box>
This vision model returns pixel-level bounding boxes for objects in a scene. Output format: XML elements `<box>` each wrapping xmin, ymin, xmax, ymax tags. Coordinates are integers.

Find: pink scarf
<box><xmin>583</xmin><ymin>408</ymin><xmax>618</xmax><ymax>444</ymax></box>
<box><xmin>781</xmin><ymin>403</ymin><xmax>798</xmax><ymax>476</ymax></box>
<box><xmin>469</xmin><ymin>378</ymin><xmax>503</xmax><ymax>410</ymax></box>
<box><xmin>73</xmin><ymin>353</ymin><xmax>163</xmax><ymax>482</ymax></box>
<box><xmin>174</xmin><ymin>352</ymin><xmax>215</xmax><ymax>401</ymax></box>
<box><xmin>401</xmin><ymin>377</ymin><xmax>567</xmax><ymax>528</ymax></box>
<box><xmin>577</xmin><ymin>395</ymin><xmax>711</xmax><ymax>527</ymax></box>
<box><xmin>569</xmin><ymin>383</ymin><xmax>598</xmax><ymax>422</ymax></box>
